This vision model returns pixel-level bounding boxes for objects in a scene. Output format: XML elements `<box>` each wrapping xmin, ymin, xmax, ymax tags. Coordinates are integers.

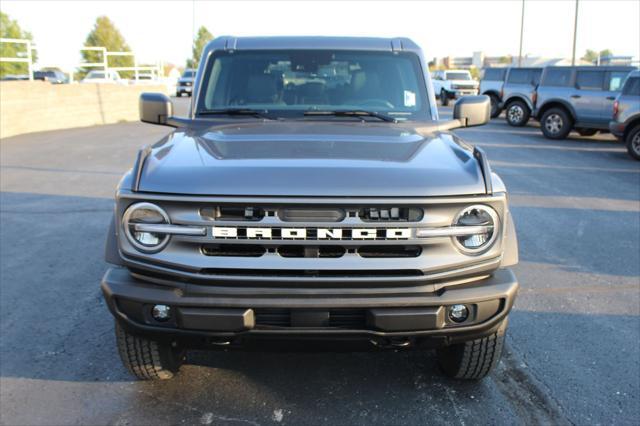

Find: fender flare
<box><xmin>535</xmin><ymin>98</ymin><xmax>578</xmax><ymax>121</ymax></box>
<box><xmin>105</xmin><ymin>213</ymin><xmax>124</xmax><ymax>266</ymax></box>
<box><xmin>503</xmin><ymin>94</ymin><xmax>534</xmax><ymax>112</ymax></box>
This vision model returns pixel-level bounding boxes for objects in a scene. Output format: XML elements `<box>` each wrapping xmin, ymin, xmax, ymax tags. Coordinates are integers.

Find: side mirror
<box><xmin>453</xmin><ymin>95</ymin><xmax>490</xmax><ymax>127</ymax></box>
<box><xmin>140</xmin><ymin>93</ymin><xmax>173</xmax><ymax>125</ymax></box>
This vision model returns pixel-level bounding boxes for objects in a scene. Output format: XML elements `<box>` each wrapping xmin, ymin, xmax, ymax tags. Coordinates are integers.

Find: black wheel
<box><xmin>115</xmin><ymin>322</ymin><xmax>184</xmax><ymax>380</ymax></box>
<box><xmin>540</xmin><ymin>107</ymin><xmax>573</xmax><ymax>140</ymax></box>
<box><xmin>441</xmin><ymin>89</ymin><xmax>449</xmax><ymax>106</ymax></box>
<box><xmin>576</xmin><ymin>128</ymin><xmax>598</xmax><ymax>137</ymax></box>
<box><xmin>489</xmin><ymin>94</ymin><xmax>501</xmax><ymax>118</ymax></box>
<box><xmin>626</xmin><ymin>125</ymin><xmax>640</xmax><ymax>161</ymax></box>
<box><xmin>176</xmin><ymin>92</ymin><xmax>182</xmax><ymax>97</ymax></box>
<box><xmin>437</xmin><ymin>318</ymin><xmax>508</xmax><ymax>380</ymax></box>
<box><xmin>505</xmin><ymin>100</ymin><xmax>530</xmax><ymax>127</ymax></box>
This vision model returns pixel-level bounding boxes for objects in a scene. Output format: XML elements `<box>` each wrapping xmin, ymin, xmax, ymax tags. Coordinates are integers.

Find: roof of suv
<box><xmin>205</xmin><ymin>36</ymin><xmax>421</xmax><ymax>53</ymax></box>
<box><xmin>541</xmin><ymin>65</ymin><xmax>635</xmax><ymax>71</ymax></box>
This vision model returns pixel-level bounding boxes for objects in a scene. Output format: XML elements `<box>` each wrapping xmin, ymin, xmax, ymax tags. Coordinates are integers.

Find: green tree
<box><xmin>79</xmin><ymin>16</ymin><xmax>133</xmax><ymax>78</ymax></box>
<box><xmin>0</xmin><ymin>12</ymin><xmax>37</xmax><ymax>78</ymax></box>
<box><xmin>187</xmin><ymin>26</ymin><xmax>213</xmax><ymax>69</ymax></box>
<box><xmin>583</xmin><ymin>49</ymin><xmax>613</xmax><ymax>64</ymax></box>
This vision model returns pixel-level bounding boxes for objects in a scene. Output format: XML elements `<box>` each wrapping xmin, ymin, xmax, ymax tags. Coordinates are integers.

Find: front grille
<box><xmin>201</xmin><ymin>244</ymin><xmax>265</xmax><ymax>257</ymax></box>
<box><xmin>254</xmin><ymin>308</ymin><xmax>367</xmax><ymax>328</ymax></box>
<box><xmin>358</xmin><ymin>246</ymin><xmax>422</xmax><ymax>258</ymax></box>
<box><xmin>277</xmin><ymin>245</ymin><xmax>346</xmax><ymax>258</ymax></box>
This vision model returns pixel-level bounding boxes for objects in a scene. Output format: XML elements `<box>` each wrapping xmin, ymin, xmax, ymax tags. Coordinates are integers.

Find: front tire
<box><xmin>505</xmin><ymin>100</ymin><xmax>530</xmax><ymax>127</ymax></box>
<box><xmin>626</xmin><ymin>125</ymin><xmax>640</xmax><ymax>161</ymax></box>
<box><xmin>441</xmin><ymin>89</ymin><xmax>449</xmax><ymax>106</ymax></box>
<box><xmin>115</xmin><ymin>322</ymin><xmax>184</xmax><ymax>380</ymax></box>
<box><xmin>540</xmin><ymin>107</ymin><xmax>573</xmax><ymax>140</ymax></box>
<box><xmin>437</xmin><ymin>318</ymin><xmax>507</xmax><ymax>380</ymax></box>
<box><xmin>489</xmin><ymin>94</ymin><xmax>501</xmax><ymax>118</ymax></box>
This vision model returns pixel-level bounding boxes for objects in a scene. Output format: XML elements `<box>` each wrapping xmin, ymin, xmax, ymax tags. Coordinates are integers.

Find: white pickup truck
<box><xmin>431</xmin><ymin>69</ymin><xmax>479</xmax><ymax>106</ymax></box>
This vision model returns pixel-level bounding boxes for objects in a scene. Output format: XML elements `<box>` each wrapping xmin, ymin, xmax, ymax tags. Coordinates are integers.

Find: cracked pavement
<box><xmin>1</xmin><ymin>99</ymin><xmax>639</xmax><ymax>425</ymax></box>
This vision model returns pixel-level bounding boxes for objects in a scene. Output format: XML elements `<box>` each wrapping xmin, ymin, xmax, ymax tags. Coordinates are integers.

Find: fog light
<box><xmin>152</xmin><ymin>304</ymin><xmax>171</xmax><ymax>322</ymax></box>
<box><xmin>448</xmin><ymin>304</ymin><xmax>469</xmax><ymax>323</ymax></box>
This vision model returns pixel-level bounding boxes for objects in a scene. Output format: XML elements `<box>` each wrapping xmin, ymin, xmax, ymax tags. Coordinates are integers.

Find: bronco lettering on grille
<box><xmin>212</xmin><ymin>227</ymin><xmax>411</xmax><ymax>240</ymax></box>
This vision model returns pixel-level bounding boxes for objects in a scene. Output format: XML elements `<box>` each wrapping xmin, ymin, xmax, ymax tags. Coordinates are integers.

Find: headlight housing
<box><xmin>452</xmin><ymin>205</ymin><xmax>499</xmax><ymax>255</ymax></box>
<box><xmin>122</xmin><ymin>202</ymin><xmax>171</xmax><ymax>252</ymax></box>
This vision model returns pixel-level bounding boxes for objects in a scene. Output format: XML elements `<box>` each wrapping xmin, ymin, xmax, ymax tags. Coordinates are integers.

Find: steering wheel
<box><xmin>358</xmin><ymin>99</ymin><xmax>394</xmax><ymax>109</ymax></box>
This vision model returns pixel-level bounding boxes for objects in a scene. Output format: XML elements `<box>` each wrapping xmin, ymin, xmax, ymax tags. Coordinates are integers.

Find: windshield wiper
<box><xmin>199</xmin><ymin>108</ymin><xmax>275</xmax><ymax>120</ymax></box>
<box><xmin>303</xmin><ymin>110</ymin><xmax>397</xmax><ymax>123</ymax></box>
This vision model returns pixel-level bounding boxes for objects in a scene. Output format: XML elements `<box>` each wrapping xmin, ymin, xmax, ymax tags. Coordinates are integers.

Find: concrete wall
<box><xmin>0</xmin><ymin>81</ymin><xmax>169</xmax><ymax>138</ymax></box>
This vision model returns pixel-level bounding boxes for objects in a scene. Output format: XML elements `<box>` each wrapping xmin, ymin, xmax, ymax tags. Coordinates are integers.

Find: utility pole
<box><xmin>571</xmin><ymin>0</ymin><xmax>579</xmax><ymax>66</ymax></box>
<box><xmin>518</xmin><ymin>0</ymin><xmax>525</xmax><ymax>67</ymax></box>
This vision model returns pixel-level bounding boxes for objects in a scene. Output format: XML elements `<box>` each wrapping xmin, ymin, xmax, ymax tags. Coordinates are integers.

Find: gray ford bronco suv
<box><xmin>101</xmin><ymin>36</ymin><xmax>519</xmax><ymax>381</ymax></box>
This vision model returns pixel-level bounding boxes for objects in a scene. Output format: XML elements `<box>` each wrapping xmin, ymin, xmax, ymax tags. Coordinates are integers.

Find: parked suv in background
<box><xmin>102</xmin><ymin>36</ymin><xmax>519</xmax><ymax>381</ymax></box>
<box><xmin>501</xmin><ymin>67</ymin><xmax>542</xmax><ymax>127</ymax></box>
<box><xmin>33</xmin><ymin>70</ymin><xmax>67</xmax><ymax>84</ymax></box>
<box><xmin>431</xmin><ymin>69</ymin><xmax>479</xmax><ymax>106</ymax></box>
<box><xmin>176</xmin><ymin>68</ymin><xmax>195</xmax><ymax>97</ymax></box>
<box><xmin>534</xmin><ymin>66</ymin><xmax>634</xmax><ymax>139</ymax></box>
<box><xmin>610</xmin><ymin>70</ymin><xmax>640</xmax><ymax>160</ymax></box>
<box><xmin>480</xmin><ymin>67</ymin><xmax>508</xmax><ymax>118</ymax></box>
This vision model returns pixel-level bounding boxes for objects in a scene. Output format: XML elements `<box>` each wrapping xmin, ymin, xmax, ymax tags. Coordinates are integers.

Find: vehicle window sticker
<box><xmin>404</xmin><ymin>90</ymin><xmax>416</xmax><ymax>107</ymax></box>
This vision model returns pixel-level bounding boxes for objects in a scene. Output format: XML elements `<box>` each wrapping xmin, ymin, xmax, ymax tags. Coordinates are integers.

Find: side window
<box><xmin>507</xmin><ymin>69</ymin><xmax>529</xmax><ymax>84</ymax></box>
<box><xmin>483</xmin><ymin>68</ymin><xmax>504</xmax><ymax>81</ymax></box>
<box><xmin>607</xmin><ymin>71</ymin><xmax>630</xmax><ymax>91</ymax></box>
<box><xmin>531</xmin><ymin>69</ymin><xmax>542</xmax><ymax>85</ymax></box>
<box><xmin>622</xmin><ymin>77</ymin><xmax>640</xmax><ymax>96</ymax></box>
<box><xmin>576</xmin><ymin>71</ymin><xmax>604</xmax><ymax>91</ymax></box>
<box><xmin>543</xmin><ymin>68</ymin><xmax>573</xmax><ymax>87</ymax></box>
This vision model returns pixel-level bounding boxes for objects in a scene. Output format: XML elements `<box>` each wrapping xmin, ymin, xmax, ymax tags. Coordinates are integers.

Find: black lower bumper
<box><xmin>101</xmin><ymin>268</ymin><xmax>518</xmax><ymax>348</ymax></box>
<box><xmin>609</xmin><ymin>120</ymin><xmax>625</xmax><ymax>138</ymax></box>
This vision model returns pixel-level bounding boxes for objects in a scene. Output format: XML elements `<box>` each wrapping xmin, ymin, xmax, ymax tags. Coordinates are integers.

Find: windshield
<box><xmin>182</xmin><ymin>70</ymin><xmax>195</xmax><ymax>78</ymax></box>
<box><xmin>87</xmin><ymin>71</ymin><xmax>105</xmax><ymax>79</ymax></box>
<box><xmin>446</xmin><ymin>72</ymin><xmax>471</xmax><ymax>81</ymax></box>
<box><xmin>197</xmin><ymin>50</ymin><xmax>430</xmax><ymax>120</ymax></box>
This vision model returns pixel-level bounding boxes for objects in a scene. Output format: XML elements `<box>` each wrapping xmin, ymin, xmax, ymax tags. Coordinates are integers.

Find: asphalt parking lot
<box><xmin>1</xmin><ymin>97</ymin><xmax>639</xmax><ymax>425</ymax></box>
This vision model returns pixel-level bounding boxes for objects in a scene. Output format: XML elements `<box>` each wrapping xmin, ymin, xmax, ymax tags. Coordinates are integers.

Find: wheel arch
<box><xmin>503</xmin><ymin>94</ymin><xmax>534</xmax><ymax>112</ymax></box>
<box><xmin>623</xmin><ymin>116</ymin><xmax>640</xmax><ymax>140</ymax></box>
<box><xmin>482</xmin><ymin>90</ymin><xmax>501</xmax><ymax>99</ymax></box>
<box><xmin>537</xmin><ymin>99</ymin><xmax>577</xmax><ymax>122</ymax></box>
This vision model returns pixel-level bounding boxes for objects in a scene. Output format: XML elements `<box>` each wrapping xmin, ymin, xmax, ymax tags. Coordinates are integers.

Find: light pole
<box><xmin>571</xmin><ymin>0</ymin><xmax>579</xmax><ymax>66</ymax></box>
<box><xmin>518</xmin><ymin>0</ymin><xmax>525</xmax><ymax>67</ymax></box>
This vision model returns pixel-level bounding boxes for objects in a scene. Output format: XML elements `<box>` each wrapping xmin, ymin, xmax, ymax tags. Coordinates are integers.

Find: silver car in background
<box><xmin>480</xmin><ymin>67</ymin><xmax>508</xmax><ymax>118</ymax></box>
<box><xmin>176</xmin><ymin>68</ymin><xmax>196</xmax><ymax>97</ymax></box>
<box><xmin>500</xmin><ymin>67</ymin><xmax>542</xmax><ymax>127</ymax></box>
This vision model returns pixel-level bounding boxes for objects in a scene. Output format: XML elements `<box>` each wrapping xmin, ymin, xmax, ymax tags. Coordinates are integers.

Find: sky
<box><xmin>2</xmin><ymin>0</ymin><xmax>639</xmax><ymax>70</ymax></box>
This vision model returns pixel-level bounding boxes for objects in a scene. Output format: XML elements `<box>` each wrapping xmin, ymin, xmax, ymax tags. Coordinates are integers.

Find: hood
<box><xmin>137</xmin><ymin>121</ymin><xmax>486</xmax><ymax>197</ymax></box>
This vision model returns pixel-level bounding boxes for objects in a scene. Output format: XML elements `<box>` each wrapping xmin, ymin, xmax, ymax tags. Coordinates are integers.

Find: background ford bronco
<box><xmin>101</xmin><ymin>36</ymin><xmax>519</xmax><ymax>381</ymax></box>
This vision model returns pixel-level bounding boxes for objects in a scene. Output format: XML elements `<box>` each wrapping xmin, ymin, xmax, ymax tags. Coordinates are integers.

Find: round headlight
<box><xmin>453</xmin><ymin>205</ymin><xmax>499</xmax><ymax>254</ymax></box>
<box><xmin>122</xmin><ymin>202</ymin><xmax>170</xmax><ymax>252</ymax></box>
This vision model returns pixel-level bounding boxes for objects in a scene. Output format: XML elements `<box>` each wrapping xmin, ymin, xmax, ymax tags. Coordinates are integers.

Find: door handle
<box><xmin>570</xmin><ymin>95</ymin><xmax>581</xmax><ymax>99</ymax></box>
<box><xmin>606</xmin><ymin>96</ymin><xmax>616</xmax><ymax>100</ymax></box>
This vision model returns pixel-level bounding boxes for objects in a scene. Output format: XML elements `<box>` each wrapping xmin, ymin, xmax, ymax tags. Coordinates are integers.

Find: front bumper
<box><xmin>176</xmin><ymin>84</ymin><xmax>192</xmax><ymax>93</ymax></box>
<box><xmin>445</xmin><ymin>89</ymin><xmax>479</xmax><ymax>99</ymax></box>
<box><xmin>609</xmin><ymin>120</ymin><xmax>626</xmax><ymax>138</ymax></box>
<box><xmin>102</xmin><ymin>267</ymin><xmax>519</xmax><ymax>347</ymax></box>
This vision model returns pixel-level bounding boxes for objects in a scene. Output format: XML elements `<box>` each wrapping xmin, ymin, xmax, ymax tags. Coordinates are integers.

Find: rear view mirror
<box><xmin>454</xmin><ymin>95</ymin><xmax>491</xmax><ymax>127</ymax></box>
<box><xmin>140</xmin><ymin>93</ymin><xmax>173</xmax><ymax>125</ymax></box>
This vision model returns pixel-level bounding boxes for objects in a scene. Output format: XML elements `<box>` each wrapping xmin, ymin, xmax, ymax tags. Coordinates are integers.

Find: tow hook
<box><xmin>370</xmin><ymin>338</ymin><xmax>412</xmax><ymax>349</ymax></box>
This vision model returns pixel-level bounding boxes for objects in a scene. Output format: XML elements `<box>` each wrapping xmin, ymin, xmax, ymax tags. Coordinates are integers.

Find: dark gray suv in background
<box><xmin>480</xmin><ymin>67</ymin><xmax>508</xmax><ymax>118</ymax></box>
<box><xmin>101</xmin><ymin>36</ymin><xmax>519</xmax><ymax>381</ymax></box>
<box><xmin>610</xmin><ymin>70</ymin><xmax>640</xmax><ymax>160</ymax></box>
<box><xmin>501</xmin><ymin>67</ymin><xmax>542</xmax><ymax>127</ymax></box>
<box><xmin>534</xmin><ymin>66</ymin><xmax>634</xmax><ymax>139</ymax></box>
